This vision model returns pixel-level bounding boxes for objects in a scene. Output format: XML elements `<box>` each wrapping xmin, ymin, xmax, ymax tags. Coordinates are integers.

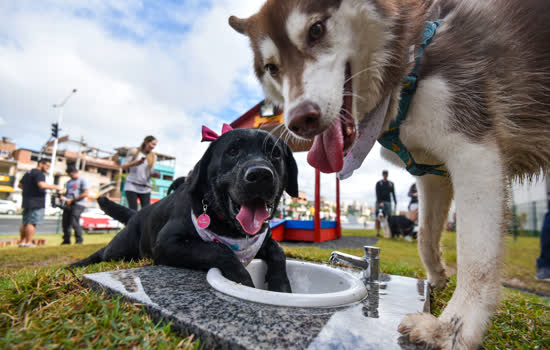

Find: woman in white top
<box><xmin>122</xmin><ymin>135</ymin><xmax>159</xmax><ymax>210</ymax></box>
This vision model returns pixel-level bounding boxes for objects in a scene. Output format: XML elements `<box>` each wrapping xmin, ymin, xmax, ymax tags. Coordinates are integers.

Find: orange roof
<box><xmin>231</xmin><ymin>101</ymin><xmax>312</xmax><ymax>152</ymax></box>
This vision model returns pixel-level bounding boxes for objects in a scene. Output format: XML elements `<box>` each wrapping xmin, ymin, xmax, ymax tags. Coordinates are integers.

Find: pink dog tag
<box><xmin>197</xmin><ymin>214</ymin><xmax>210</xmax><ymax>229</ymax></box>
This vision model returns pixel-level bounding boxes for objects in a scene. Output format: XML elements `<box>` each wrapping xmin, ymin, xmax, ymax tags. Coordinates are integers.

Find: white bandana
<box><xmin>339</xmin><ymin>95</ymin><xmax>391</xmax><ymax>180</ymax></box>
<box><xmin>191</xmin><ymin>211</ymin><xmax>268</xmax><ymax>266</ymax></box>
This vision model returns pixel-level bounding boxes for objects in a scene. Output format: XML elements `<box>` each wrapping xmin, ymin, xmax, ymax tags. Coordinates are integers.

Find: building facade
<box><xmin>0</xmin><ymin>135</ymin><xmax>176</xmax><ymax>211</ymax></box>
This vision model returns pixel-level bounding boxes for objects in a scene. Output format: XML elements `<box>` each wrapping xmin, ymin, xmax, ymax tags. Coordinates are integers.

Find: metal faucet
<box><xmin>330</xmin><ymin>246</ymin><xmax>380</xmax><ymax>284</ymax></box>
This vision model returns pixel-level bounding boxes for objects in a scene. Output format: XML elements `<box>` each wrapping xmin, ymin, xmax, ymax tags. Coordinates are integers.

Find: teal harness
<box><xmin>377</xmin><ymin>20</ymin><xmax>449</xmax><ymax>177</ymax></box>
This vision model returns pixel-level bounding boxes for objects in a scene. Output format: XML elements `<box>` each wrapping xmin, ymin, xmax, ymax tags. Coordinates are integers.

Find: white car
<box><xmin>0</xmin><ymin>199</ymin><xmax>18</xmax><ymax>215</ymax></box>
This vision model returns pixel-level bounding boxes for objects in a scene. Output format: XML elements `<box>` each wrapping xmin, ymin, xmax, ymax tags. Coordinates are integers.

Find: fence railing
<box><xmin>512</xmin><ymin>200</ymin><xmax>547</xmax><ymax>236</ymax></box>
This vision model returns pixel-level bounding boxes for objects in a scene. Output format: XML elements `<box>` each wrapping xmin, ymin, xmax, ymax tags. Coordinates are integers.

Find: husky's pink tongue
<box><xmin>307</xmin><ymin>121</ymin><xmax>344</xmax><ymax>173</ymax></box>
<box><xmin>236</xmin><ymin>203</ymin><xmax>270</xmax><ymax>235</ymax></box>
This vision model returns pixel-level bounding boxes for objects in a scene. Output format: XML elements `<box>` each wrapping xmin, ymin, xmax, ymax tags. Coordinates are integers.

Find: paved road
<box><xmin>0</xmin><ymin>216</ymin><xmax>376</xmax><ymax>236</ymax></box>
<box><xmin>0</xmin><ymin>215</ymin><xmax>62</xmax><ymax>235</ymax></box>
<box><xmin>281</xmin><ymin>236</ymin><xmax>378</xmax><ymax>249</ymax></box>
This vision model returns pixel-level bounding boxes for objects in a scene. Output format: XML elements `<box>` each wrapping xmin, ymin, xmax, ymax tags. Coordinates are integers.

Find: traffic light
<box><xmin>51</xmin><ymin>123</ymin><xmax>59</xmax><ymax>138</ymax></box>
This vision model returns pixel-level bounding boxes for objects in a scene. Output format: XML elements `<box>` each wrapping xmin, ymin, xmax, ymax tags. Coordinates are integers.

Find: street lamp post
<box><xmin>49</xmin><ymin>89</ymin><xmax>77</xmax><ymax>183</ymax></box>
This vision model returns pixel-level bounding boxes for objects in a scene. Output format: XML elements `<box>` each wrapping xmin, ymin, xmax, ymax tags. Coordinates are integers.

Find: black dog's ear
<box><xmin>186</xmin><ymin>145</ymin><xmax>213</xmax><ymax>196</ymax></box>
<box><xmin>283</xmin><ymin>144</ymin><xmax>299</xmax><ymax>197</ymax></box>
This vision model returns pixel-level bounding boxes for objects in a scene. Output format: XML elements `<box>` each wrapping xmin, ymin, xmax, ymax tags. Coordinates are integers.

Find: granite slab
<box><xmin>83</xmin><ymin>261</ymin><xmax>429</xmax><ymax>349</ymax></box>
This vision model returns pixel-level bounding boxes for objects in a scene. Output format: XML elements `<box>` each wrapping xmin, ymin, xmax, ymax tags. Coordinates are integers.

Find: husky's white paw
<box><xmin>398</xmin><ymin>313</ymin><xmax>466</xmax><ymax>350</ymax></box>
<box><xmin>427</xmin><ymin>271</ymin><xmax>448</xmax><ymax>289</ymax></box>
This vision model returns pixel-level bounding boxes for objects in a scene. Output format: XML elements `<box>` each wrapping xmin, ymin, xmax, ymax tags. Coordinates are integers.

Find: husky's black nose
<box><xmin>244</xmin><ymin>166</ymin><xmax>274</xmax><ymax>188</ymax></box>
<box><xmin>288</xmin><ymin>101</ymin><xmax>321</xmax><ymax>138</ymax></box>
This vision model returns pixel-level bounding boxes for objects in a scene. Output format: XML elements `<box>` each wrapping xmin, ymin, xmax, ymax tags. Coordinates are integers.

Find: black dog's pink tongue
<box><xmin>236</xmin><ymin>203</ymin><xmax>270</xmax><ymax>235</ymax></box>
<box><xmin>307</xmin><ymin>121</ymin><xmax>344</xmax><ymax>173</ymax></box>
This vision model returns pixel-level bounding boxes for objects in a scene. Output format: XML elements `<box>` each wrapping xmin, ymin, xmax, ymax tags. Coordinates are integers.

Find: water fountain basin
<box><xmin>206</xmin><ymin>259</ymin><xmax>368</xmax><ymax>308</ymax></box>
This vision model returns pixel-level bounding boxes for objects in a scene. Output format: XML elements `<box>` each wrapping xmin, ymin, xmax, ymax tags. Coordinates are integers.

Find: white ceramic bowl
<box><xmin>207</xmin><ymin>259</ymin><xmax>367</xmax><ymax>308</ymax></box>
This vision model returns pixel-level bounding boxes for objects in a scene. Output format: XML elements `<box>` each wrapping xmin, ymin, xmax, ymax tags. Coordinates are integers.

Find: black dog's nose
<box><xmin>244</xmin><ymin>166</ymin><xmax>274</xmax><ymax>187</ymax></box>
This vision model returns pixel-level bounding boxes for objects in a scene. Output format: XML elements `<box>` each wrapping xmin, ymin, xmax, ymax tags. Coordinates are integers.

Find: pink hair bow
<box><xmin>201</xmin><ymin>123</ymin><xmax>233</xmax><ymax>142</ymax></box>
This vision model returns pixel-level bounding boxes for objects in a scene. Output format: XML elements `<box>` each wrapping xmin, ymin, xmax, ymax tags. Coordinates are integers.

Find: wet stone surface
<box><xmin>83</xmin><ymin>262</ymin><xmax>429</xmax><ymax>349</ymax></box>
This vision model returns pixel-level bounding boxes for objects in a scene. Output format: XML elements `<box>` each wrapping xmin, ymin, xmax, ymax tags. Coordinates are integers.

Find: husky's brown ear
<box><xmin>229</xmin><ymin>16</ymin><xmax>248</xmax><ymax>35</ymax></box>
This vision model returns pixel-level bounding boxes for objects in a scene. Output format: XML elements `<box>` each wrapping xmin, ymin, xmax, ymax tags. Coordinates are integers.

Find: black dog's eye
<box><xmin>271</xmin><ymin>147</ymin><xmax>281</xmax><ymax>159</ymax></box>
<box><xmin>308</xmin><ymin>22</ymin><xmax>325</xmax><ymax>42</ymax></box>
<box><xmin>264</xmin><ymin>63</ymin><xmax>279</xmax><ymax>77</ymax></box>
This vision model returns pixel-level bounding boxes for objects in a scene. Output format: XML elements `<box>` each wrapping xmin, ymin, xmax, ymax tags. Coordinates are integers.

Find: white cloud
<box><xmin>0</xmin><ymin>0</ymin><xmax>261</xmax><ymax>175</ymax></box>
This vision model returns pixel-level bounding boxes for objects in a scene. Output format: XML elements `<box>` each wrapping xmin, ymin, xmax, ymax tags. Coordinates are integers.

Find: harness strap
<box><xmin>378</xmin><ymin>20</ymin><xmax>449</xmax><ymax>177</ymax></box>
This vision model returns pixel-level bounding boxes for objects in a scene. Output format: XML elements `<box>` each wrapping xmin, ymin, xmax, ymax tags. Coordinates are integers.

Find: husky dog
<box><xmin>229</xmin><ymin>0</ymin><xmax>550</xmax><ymax>348</ymax></box>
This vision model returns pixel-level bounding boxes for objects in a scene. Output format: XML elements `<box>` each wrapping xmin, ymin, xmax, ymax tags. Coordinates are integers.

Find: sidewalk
<box><xmin>0</xmin><ymin>214</ymin><xmax>59</xmax><ymax>220</ymax></box>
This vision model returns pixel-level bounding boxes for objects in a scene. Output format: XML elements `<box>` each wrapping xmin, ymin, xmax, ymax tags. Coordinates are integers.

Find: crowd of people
<box><xmin>17</xmin><ymin>135</ymin><xmax>159</xmax><ymax>247</ymax></box>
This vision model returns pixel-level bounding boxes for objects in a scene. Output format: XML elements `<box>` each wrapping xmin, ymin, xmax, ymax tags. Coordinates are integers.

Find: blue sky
<box><xmin>0</xmin><ymin>0</ymin><xmax>418</xmax><ymax>209</ymax></box>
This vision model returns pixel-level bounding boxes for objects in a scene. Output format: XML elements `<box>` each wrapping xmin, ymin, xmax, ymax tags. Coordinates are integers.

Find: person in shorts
<box><xmin>17</xmin><ymin>158</ymin><xmax>63</xmax><ymax>247</ymax></box>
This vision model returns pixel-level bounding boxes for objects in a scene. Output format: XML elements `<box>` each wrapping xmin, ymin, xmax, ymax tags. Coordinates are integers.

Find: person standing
<box><xmin>122</xmin><ymin>136</ymin><xmax>159</xmax><ymax>210</ymax></box>
<box><xmin>408</xmin><ymin>183</ymin><xmax>419</xmax><ymax>223</ymax></box>
<box><xmin>536</xmin><ymin>192</ymin><xmax>550</xmax><ymax>281</ymax></box>
<box><xmin>61</xmin><ymin>166</ymin><xmax>89</xmax><ymax>245</ymax></box>
<box><xmin>17</xmin><ymin>158</ymin><xmax>63</xmax><ymax>247</ymax></box>
<box><xmin>375</xmin><ymin>170</ymin><xmax>397</xmax><ymax>237</ymax></box>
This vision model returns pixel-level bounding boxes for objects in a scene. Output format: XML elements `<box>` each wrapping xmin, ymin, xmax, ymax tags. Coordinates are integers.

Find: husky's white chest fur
<box><xmin>230</xmin><ymin>0</ymin><xmax>550</xmax><ymax>349</ymax></box>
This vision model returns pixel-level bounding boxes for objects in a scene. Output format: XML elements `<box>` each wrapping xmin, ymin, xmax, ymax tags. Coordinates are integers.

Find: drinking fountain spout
<box><xmin>330</xmin><ymin>246</ymin><xmax>380</xmax><ymax>284</ymax></box>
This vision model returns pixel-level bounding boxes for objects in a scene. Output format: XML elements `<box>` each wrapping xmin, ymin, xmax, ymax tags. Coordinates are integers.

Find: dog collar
<box><xmin>191</xmin><ymin>211</ymin><xmax>268</xmax><ymax>266</ymax></box>
<box><xmin>339</xmin><ymin>95</ymin><xmax>391</xmax><ymax>180</ymax></box>
<box><xmin>378</xmin><ymin>20</ymin><xmax>449</xmax><ymax>177</ymax></box>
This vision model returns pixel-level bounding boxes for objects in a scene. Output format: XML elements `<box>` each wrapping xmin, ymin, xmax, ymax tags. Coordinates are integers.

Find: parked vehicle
<box><xmin>0</xmin><ymin>199</ymin><xmax>17</xmax><ymax>215</ymax></box>
<box><xmin>80</xmin><ymin>207</ymin><xmax>124</xmax><ymax>232</ymax></box>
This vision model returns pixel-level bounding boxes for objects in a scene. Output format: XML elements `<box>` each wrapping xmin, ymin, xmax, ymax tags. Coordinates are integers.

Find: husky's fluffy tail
<box><xmin>98</xmin><ymin>196</ymin><xmax>136</xmax><ymax>225</ymax></box>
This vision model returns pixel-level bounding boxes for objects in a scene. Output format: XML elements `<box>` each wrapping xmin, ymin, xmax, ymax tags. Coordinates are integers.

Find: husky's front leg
<box><xmin>399</xmin><ymin>144</ymin><xmax>505</xmax><ymax>349</ymax></box>
<box><xmin>416</xmin><ymin>174</ymin><xmax>453</xmax><ymax>288</ymax></box>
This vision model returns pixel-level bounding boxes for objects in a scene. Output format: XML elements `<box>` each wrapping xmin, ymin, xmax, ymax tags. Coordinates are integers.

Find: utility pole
<box><xmin>49</xmin><ymin>89</ymin><xmax>77</xmax><ymax>183</ymax></box>
<box><xmin>75</xmin><ymin>135</ymin><xmax>85</xmax><ymax>170</ymax></box>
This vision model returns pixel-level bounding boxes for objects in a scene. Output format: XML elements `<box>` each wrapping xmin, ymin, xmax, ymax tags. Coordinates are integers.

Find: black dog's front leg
<box><xmin>256</xmin><ymin>237</ymin><xmax>292</xmax><ymax>293</ymax></box>
<box><xmin>153</xmin><ymin>221</ymin><xmax>254</xmax><ymax>287</ymax></box>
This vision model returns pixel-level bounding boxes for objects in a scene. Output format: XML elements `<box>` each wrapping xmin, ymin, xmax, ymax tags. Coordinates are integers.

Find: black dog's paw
<box><xmin>224</xmin><ymin>269</ymin><xmax>255</xmax><ymax>288</ymax></box>
<box><xmin>267</xmin><ymin>275</ymin><xmax>292</xmax><ymax>293</ymax></box>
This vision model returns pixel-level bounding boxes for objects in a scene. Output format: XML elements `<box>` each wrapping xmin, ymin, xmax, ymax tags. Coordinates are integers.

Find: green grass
<box><xmin>338</xmin><ymin>228</ymin><xmax>550</xmax><ymax>295</ymax></box>
<box><xmin>0</xmin><ymin>230</ymin><xmax>549</xmax><ymax>349</ymax></box>
<box><xmin>0</xmin><ymin>261</ymin><xmax>200</xmax><ymax>349</ymax></box>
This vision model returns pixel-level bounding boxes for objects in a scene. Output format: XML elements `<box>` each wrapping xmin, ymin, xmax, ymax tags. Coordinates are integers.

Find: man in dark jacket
<box><xmin>375</xmin><ymin>170</ymin><xmax>397</xmax><ymax>237</ymax></box>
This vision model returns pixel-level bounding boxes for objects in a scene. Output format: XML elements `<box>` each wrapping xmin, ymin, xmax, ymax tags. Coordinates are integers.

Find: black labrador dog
<box><xmin>71</xmin><ymin>128</ymin><xmax>298</xmax><ymax>292</ymax></box>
